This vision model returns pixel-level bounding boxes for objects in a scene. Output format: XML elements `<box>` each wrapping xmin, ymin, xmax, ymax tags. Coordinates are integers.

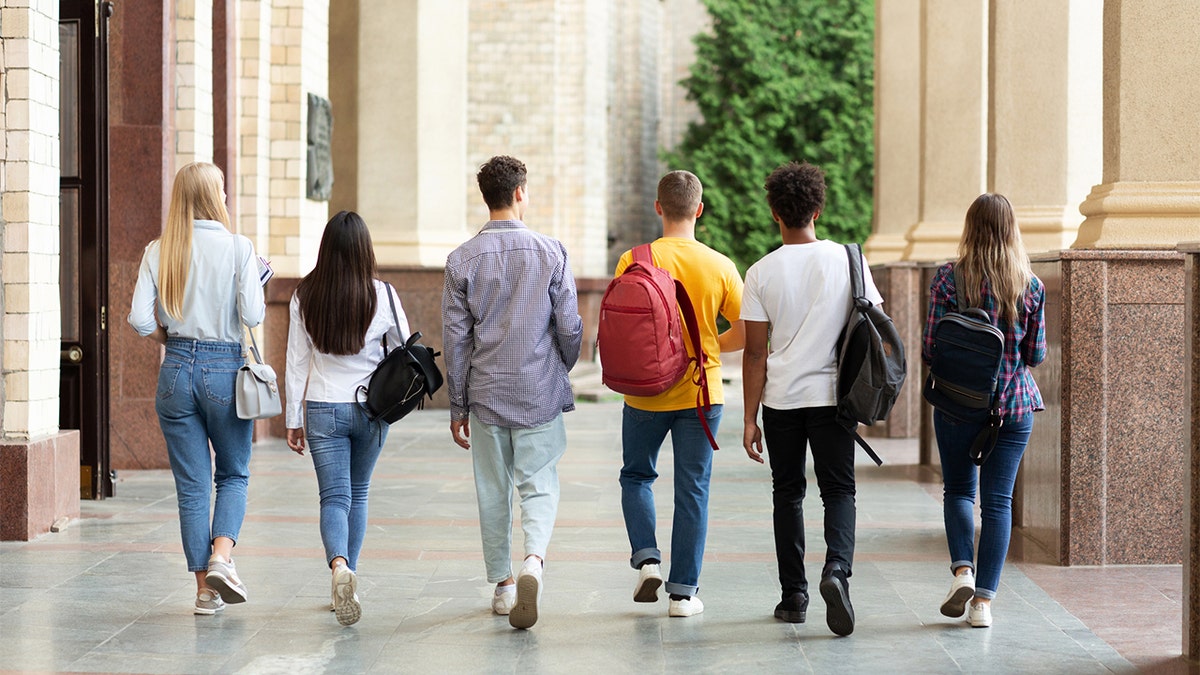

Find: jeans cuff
<box><xmin>211</xmin><ymin>533</ymin><xmax>239</xmax><ymax>547</ymax></box>
<box><xmin>630</xmin><ymin>547</ymin><xmax>662</xmax><ymax>570</ymax></box>
<box><xmin>973</xmin><ymin>587</ymin><xmax>996</xmax><ymax>600</ymax></box>
<box><xmin>950</xmin><ymin>560</ymin><xmax>974</xmax><ymax>575</ymax></box>
<box><xmin>664</xmin><ymin>581</ymin><xmax>699</xmax><ymax>598</ymax></box>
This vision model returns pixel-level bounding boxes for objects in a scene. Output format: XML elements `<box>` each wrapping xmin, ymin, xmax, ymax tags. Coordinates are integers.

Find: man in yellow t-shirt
<box><xmin>613</xmin><ymin>170</ymin><xmax>744</xmax><ymax>618</ymax></box>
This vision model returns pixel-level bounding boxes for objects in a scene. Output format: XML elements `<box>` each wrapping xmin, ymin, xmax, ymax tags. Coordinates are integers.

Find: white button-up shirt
<box><xmin>127</xmin><ymin>219</ymin><xmax>266</xmax><ymax>342</ymax></box>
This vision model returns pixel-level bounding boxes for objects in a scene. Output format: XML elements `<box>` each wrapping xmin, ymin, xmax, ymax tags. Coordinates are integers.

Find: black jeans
<box><xmin>761</xmin><ymin>405</ymin><xmax>856</xmax><ymax>596</ymax></box>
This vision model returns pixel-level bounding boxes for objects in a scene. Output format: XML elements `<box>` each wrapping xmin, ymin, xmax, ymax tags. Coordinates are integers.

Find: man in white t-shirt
<box><xmin>741</xmin><ymin>161</ymin><xmax>883</xmax><ymax>638</ymax></box>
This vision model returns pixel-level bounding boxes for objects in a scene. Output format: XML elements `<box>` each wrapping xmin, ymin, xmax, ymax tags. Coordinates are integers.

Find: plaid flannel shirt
<box><xmin>922</xmin><ymin>262</ymin><xmax>1047</xmax><ymax>421</ymax></box>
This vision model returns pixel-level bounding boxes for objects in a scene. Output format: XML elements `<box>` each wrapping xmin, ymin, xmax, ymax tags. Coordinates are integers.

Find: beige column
<box><xmin>866</xmin><ymin>0</ymin><xmax>920</xmax><ymax>264</ymax></box>
<box><xmin>990</xmin><ymin>0</ymin><xmax>1101</xmax><ymax>254</ymax></box>
<box><xmin>1074</xmin><ymin>0</ymin><xmax>1200</xmax><ymax>249</ymax></box>
<box><xmin>236</xmin><ymin>0</ymin><xmax>273</xmax><ymax>256</ymax></box>
<box><xmin>901</xmin><ymin>0</ymin><xmax>988</xmax><ymax>262</ymax></box>
<box><xmin>2</xmin><ymin>1</ymin><xmax>63</xmax><ymax>438</ymax></box>
<box><xmin>174</xmin><ymin>0</ymin><xmax>215</xmax><ymax>167</ymax></box>
<box><xmin>267</xmin><ymin>0</ymin><xmax>329</xmax><ymax>276</ymax></box>
<box><xmin>353</xmin><ymin>0</ymin><xmax>469</xmax><ymax>268</ymax></box>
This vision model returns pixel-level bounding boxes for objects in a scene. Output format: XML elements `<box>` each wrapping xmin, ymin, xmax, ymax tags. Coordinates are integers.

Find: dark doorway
<box><xmin>59</xmin><ymin>1</ymin><xmax>113</xmax><ymax>499</ymax></box>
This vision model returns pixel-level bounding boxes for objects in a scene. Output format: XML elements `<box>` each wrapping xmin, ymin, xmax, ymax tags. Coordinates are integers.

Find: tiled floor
<box><xmin>0</xmin><ymin>388</ymin><xmax>1189</xmax><ymax>673</ymax></box>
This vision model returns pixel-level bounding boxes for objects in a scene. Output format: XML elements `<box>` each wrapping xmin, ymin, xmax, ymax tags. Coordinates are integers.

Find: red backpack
<box><xmin>598</xmin><ymin>244</ymin><xmax>718</xmax><ymax>449</ymax></box>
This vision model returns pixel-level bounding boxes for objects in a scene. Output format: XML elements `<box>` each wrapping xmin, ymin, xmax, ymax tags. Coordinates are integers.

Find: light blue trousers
<box><xmin>470</xmin><ymin>413</ymin><xmax>567</xmax><ymax>583</ymax></box>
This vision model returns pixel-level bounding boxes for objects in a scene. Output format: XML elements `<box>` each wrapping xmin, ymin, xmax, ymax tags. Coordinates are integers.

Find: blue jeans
<box><xmin>470</xmin><ymin>413</ymin><xmax>567</xmax><ymax>583</ymax></box>
<box><xmin>935</xmin><ymin>410</ymin><xmax>1034</xmax><ymax>599</ymax></box>
<box><xmin>156</xmin><ymin>338</ymin><xmax>253</xmax><ymax>572</ymax></box>
<box><xmin>620</xmin><ymin>403</ymin><xmax>722</xmax><ymax>598</ymax></box>
<box><xmin>306</xmin><ymin>401</ymin><xmax>389</xmax><ymax>571</ymax></box>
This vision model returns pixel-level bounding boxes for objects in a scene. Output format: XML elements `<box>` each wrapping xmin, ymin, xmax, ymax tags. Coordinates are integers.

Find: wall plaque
<box><xmin>306</xmin><ymin>93</ymin><xmax>334</xmax><ymax>201</ymax></box>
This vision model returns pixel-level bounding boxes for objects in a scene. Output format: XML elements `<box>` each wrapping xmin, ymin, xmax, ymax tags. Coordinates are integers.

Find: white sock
<box><xmin>495</xmin><ymin>585</ymin><xmax>515</xmax><ymax>596</ymax></box>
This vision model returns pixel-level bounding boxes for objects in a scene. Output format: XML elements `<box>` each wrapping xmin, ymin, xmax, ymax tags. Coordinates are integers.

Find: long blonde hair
<box><xmin>159</xmin><ymin>162</ymin><xmax>231</xmax><ymax>319</ymax></box>
<box><xmin>956</xmin><ymin>193</ymin><xmax>1032</xmax><ymax>325</ymax></box>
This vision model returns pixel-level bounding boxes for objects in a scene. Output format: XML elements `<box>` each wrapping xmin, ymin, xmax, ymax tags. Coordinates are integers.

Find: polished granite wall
<box><xmin>1181</xmin><ymin>243</ymin><xmax>1200</xmax><ymax>659</ymax></box>
<box><xmin>0</xmin><ymin>431</ymin><xmax>80</xmax><ymax>540</ymax></box>
<box><xmin>1027</xmin><ymin>250</ymin><xmax>1186</xmax><ymax>565</ymax></box>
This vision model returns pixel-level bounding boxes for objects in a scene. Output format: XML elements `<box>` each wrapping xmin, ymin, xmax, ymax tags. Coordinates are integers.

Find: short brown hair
<box><xmin>657</xmin><ymin>170</ymin><xmax>703</xmax><ymax>220</ymax></box>
<box><xmin>477</xmin><ymin>155</ymin><xmax>527</xmax><ymax>210</ymax></box>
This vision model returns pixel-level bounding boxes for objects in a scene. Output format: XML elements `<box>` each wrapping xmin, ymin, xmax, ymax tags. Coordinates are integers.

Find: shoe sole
<box><xmin>819</xmin><ymin>577</ymin><xmax>855</xmax><ymax>637</ymax></box>
<box><xmin>509</xmin><ymin>574</ymin><xmax>540</xmax><ymax>629</ymax></box>
<box><xmin>193</xmin><ymin>604</ymin><xmax>224</xmax><ymax>616</ymax></box>
<box><xmin>940</xmin><ymin>586</ymin><xmax>975</xmax><ymax>618</ymax></box>
<box><xmin>634</xmin><ymin>576</ymin><xmax>662</xmax><ymax>603</ymax></box>
<box><xmin>668</xmin><ymin>602</ymin><xmax>703</xmax><ymax>618</ymax></box>
<box><xmin>205</xmin><ymin>571</ymin><xmax>247</xmax><ymax>605</ymax></box>
<box><xmin>334</xmin><ymin>568</ymin><xmax>361</xmax><ymax>626</ymax></box>
<box><xmin>774</xmin><ymin>608</ymin><xmax>806</xmax><ymax>623</ymax></box>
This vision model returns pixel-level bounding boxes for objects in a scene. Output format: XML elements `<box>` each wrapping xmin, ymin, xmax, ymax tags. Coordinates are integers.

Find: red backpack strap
<box><xmin>673</xmin><ymin>279</ymin><xmax>718</xmax><ymax>450</ymax></box>
<box><xmin>632</xmin><ymin>243</ymin><xmax>654</xmax><ymax>267</ymax></box>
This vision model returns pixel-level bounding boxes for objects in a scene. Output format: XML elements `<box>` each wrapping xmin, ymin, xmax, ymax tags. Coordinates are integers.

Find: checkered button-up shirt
<box><xmin>922</xmin><ymin>262</ymin><xmax>1047</xmax><ymax>421</ymax></box>
<box><xmin>442</xmin><ymin>220</ymin><xmax>584</xmax><ymax>428</ymax></box>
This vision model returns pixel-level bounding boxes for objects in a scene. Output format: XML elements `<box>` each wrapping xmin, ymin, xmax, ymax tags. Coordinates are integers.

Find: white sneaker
<box><xmin>510</xmin><ymin>558</ymin><xmax>543</xmax><ymax>629</ymax></box>
<box><xmin>492</xmin><ymin>585</ymin><xmax>517</xmax><ymax>615</ymax></box>
<box><xmin>194</xmin><ymin>588</ymin><xmax>225</xmax><ymax>615</ymax></box>
<box><xmin>668</xmin><ymin>596</ymin><xmax>704</xmax><ymax>617</ymax></box>
<box><xmin>333</xmin><ymin>564</ymin><xmax>362</xmax><ymax>626</ymax></box>
<box><xmin>634</xmin><ymin>564</ymin><xmax>663</xmax><ymax>603</ymax></box>
<box><xmin>940</xmin><ymin>570</ymin><xmax>976</xmax><ymax>618</ymax></box>
<box><xmin>967</xmin><ymin>601</ymin><xmax>992</xmax><ymax>628</ymax></box>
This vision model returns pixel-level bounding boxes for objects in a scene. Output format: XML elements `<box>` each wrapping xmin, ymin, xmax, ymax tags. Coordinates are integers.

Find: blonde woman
<box><xmin>921</xmin><ymin>193</ymin><xmax>1046</xmax><ymax>628</ymax></box>
<box><xmin>128</xmin><ymin>162</ymin><xmax>267</xmax><ymax>615</ymax></box>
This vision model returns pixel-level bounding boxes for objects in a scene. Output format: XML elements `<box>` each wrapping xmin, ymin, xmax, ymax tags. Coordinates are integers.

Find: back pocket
<box><xmin>201</xmin><ymin>367</ymin><xmax>239</xmax><ymax>406</ymax></box>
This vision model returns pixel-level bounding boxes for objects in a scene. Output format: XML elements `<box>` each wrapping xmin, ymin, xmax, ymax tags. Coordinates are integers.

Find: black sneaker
<box><xmin>819</xmin><ymin>570</ymin><xmax>854</xmax><ymax>636</ymax></box>
<box><xmin>774</xmin><ymin>591</ymin><xmax>808</xmax><ymax>623</ymax></box>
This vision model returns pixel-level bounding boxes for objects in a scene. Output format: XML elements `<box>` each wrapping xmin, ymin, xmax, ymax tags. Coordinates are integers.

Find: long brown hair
<box><xmin>296</xmin><ymin>211</ymin><xmax>378</xmax><ymax>355</ymax></box>
<box><xmin>160</xmin><ymin>162</ymin><xmax>231</xmax><ymax>319</ymax></box>
<box><xmin>956</xmin><ymin>193</ymin><xmax>1032</xmax><ymax>324</ymax></box>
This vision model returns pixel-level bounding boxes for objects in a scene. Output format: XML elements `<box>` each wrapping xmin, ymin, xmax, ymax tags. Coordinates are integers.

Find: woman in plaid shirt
<box><xmin>922</xmin><ymin>193</ymin><xmax>1047</xmax><ymax>629</ymax></box>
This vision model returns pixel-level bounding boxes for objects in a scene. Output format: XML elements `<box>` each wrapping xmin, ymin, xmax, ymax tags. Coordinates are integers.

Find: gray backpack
<box><xmin>834</xmin><ymin>244</ymin><xmax>908</xmax><ymax>465</ymax></box>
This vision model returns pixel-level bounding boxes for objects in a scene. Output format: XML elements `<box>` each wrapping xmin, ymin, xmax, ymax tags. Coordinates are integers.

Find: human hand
<box><xmin>743</xmin><ymin>422</ymin><xmax>764</xmax><ymax>464</ymax></box>
<box><xmin>287</xmin><ymin>428</ymin><xmax>306</xmax><ymax>455</ymax></box>
<box><xmin>451</xmin><ymin>419</ymin><xmax>471</xmax><ymax>450</ymax></box>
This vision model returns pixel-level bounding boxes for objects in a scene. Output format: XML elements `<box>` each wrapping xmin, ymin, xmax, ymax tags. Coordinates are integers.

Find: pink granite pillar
<box><xmin>1181</xmin><ymin>241</ymin><xmax>1200</xmax><ymax>660</ymax></box>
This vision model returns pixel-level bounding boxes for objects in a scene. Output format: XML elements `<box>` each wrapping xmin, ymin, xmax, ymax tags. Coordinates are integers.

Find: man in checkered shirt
<box><xmin>442</xmin><ymin>155</ymin><xmax>584</xmax><ymax>630</ymax></box>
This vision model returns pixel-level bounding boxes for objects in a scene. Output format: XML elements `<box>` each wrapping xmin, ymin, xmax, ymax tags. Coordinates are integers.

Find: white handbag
<box><xmin>236</xmin><ymin>328</ymin><xmax>282</xmax><ymax>420</ymax></box>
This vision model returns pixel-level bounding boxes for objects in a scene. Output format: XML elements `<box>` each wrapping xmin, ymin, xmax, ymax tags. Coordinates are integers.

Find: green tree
<box><xmin>666</xmin><ymin>0</ymin><xmax>875</xmax><ymax>271</ymax></box>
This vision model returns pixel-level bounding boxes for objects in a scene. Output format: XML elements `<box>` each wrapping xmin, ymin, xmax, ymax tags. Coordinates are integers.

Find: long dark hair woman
<box><xmin>922</xmin><ymin>193</ymin><xmax>1046</xmax><ymax>629</ymax></box>
<box><xmin>284</xmin><ymin>210</ymin><xmax>409</xmax><ymax>626</ymax></box>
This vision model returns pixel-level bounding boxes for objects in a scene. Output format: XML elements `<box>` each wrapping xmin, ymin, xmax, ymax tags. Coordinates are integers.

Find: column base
<box><xmin>0</xmin><ymin>431</ymin><xmax>81</xmax><ymax>541</ymax></box>
<box><xmin>863</xmin><ymin>233</ymin><xmax>908</xmax><ymax>264</ymax></box>
<box><xmin>901</xmin><ymin>220</ymin><xmax>961</xmax><ymax>262</ymax></box>
<box><xmin>1074</xmin><ymin>181</ymin><xmax>1200</xmax><ymax>249</ymax></box>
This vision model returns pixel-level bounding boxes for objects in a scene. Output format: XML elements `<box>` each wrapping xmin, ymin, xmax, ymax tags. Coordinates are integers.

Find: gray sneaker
<box><xmin>194</xmin><ymin>588</ymin><xmax>225</xmax><ymax>615</ymax></box>
<box><xmin>205</xmin><ymin>555</ymin><xmax>248</xmax><ymax>604</ymax></box>
<box><xmin>333</xmin><ymin>565</ymin><xmax>361</xmax><ymax>626</ymax></box>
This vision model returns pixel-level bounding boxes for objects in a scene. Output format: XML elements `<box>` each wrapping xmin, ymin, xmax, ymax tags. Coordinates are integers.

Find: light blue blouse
<box><xmin>128</xmin><ymin>219</ymin><xmax>266</xmax><ymax>343</ymax></box>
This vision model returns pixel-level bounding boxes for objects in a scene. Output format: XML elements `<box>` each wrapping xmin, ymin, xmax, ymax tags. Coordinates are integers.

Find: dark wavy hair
<box><xmin>764</xmin><ymin>161</ymin><xmax>826</xmax><ymax>229</ymax></box>
<box><xmin>296</xmin><ymin>211</ymin><xmax>378</xmax><ymax>355</ymax></box>
<box><xmin>477</xmin><ymin>155</ymin><xmax>527</xmax><ymax>211</ymax></box>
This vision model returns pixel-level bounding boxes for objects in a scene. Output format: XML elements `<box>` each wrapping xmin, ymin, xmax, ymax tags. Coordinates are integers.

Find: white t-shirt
<box><xmin>741</xmin><ymin>239</ymin><xmax>884</xmax><ymax>409</ymax></box>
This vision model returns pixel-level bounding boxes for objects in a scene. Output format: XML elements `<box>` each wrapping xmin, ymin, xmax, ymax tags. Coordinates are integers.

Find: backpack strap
<box><xmin>635</xmin><ymin>243</ymin><xmax>718</xmax><ymax>450</ymax></box>
<box><xmin>951</xmin><ymin>263</ymin><xmax>968</xmax><ymax>312</ymax></box>
<box><xmin>845</xmin><ymin>244</ymin><xmax>868</xmax><ymax>305</ymax></box>
<box><xmin>381</xmin><ymin>282</ymin><xmax>404</xmax><ymax>357</ymax></box>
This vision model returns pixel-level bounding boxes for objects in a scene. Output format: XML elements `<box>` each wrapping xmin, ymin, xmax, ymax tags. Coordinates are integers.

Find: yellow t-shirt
<box><xmin>614</xmin><ymin>237</ymin><xmax>743</xmax><ymax>412</ymax></box>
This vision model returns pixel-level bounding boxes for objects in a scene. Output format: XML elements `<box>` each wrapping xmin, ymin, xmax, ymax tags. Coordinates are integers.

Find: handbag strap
<box><xmin>244</xmin><ymin>326</ymin><xmax>265</xmax><ymax>365</ymax></box>
<box><xmin>382</xmin><ymin>282</ymin><xmax>403</xmax><ymax>357</ymax></box>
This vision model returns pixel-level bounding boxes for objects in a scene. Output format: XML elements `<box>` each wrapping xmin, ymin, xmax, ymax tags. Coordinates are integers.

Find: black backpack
<box><xmin>834</xmin><ymin>244</ymin><xmax>908</xmax><ymax>466</ymax></box>
<box><xmin>356</xmin><ymin>284</ymin><xmax>444</xmax><ymax>424</ymax></box>
<box><xmin>921</xmin><ymin>265</ymin><xmax>1005</xmax><ymax>464</ymax></box>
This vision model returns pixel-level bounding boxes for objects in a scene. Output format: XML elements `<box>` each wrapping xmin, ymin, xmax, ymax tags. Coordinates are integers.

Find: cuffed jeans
<box><xmin>619</xmin><ymin>404</ymin><xmax>722</xmax><ymax>598</ymax></box>
<box><xmin>471</xmin><ymin>412</ymin><xmax>567</xmax><ymax>583</ymax></box>
<box><xmin>761</xmin><ymin>405</ymin><xmax>856</xmax><ymax>597</ymax></box>
<box><xmin>306</xmin><ymin>401</ymin><xmax>389</xmax><ymax>571</ymax></box>
<box><xmin>156</xmin><ymin>338</ymin><xmax>253</xmax><ymax>572</ymax></box>
<box><xmin>935</xmin><ymin>410</ymin><xmax>1034</xmax><ymax>599</ymax></box>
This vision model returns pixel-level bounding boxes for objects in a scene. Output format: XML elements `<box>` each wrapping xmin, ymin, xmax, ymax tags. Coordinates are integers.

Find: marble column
<box><xmin>865</xmin><ymin>0</ymin><xmax>919</xmax><ymax>264</ymax></box>
<box><xmin>347</xmin><ymin>0</ymin><xmax>470</xmax><ymax>268</ymax></box>
<box><xmin>1073</xmin><ymin>1</ymin><xmax>1200</xmax><ymax>249</ymax></box>
<box><xmin>989</xmin><ymin>0</ymin><xmax>1101</xmax><ymax>254</ymax></box>
<box><xmin>901</xmin><ymin>0</ymin><xmax>988</xmax><ymax>262</ymax></box>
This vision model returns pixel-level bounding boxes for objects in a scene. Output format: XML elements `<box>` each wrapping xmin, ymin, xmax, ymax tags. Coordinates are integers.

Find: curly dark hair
<box><xmin>764</xmin><ymin>161</ymin><xmax>826</xmax><ymax>229</ymax></box>
<box><xmin>477</xmin><ymin>155</ymin><xmax>528</xmax><ymax>211</ymax></box>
